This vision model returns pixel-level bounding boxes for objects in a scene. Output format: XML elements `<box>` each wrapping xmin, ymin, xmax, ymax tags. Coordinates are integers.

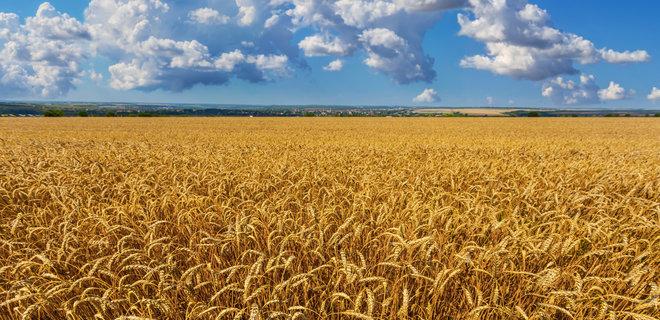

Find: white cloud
<box><xmin>189</xmin><ymin>8</ymin><xmax>229</xmax><ymax>25</ymax></box>
<box><xmin>359</xmin><ymin>28</ymin><xmax>406</xmax><ymax>49</ymax></box>
<box><xmin>285</xmin><ymin>1</ymin><xmax>450</xmax><ymax>83</ymax></box>
<box><xmin>84</xmin><ymin>0</ymin><xmax>296</xmax><ymax>91</ymax></box>
<box><xmin>214</xmin><ymin>50</ymin><xmax>246</xmax><ymax>71</ymax></box>
<box><xmin>236</xmin><ymin>0</ymin><xmax>257</xmax><ymax>26</ymax></box>
<box><xmin>459</xmin><ymin>38</ymin><xmax>592</xmax><ymax>81</ymax></box>
<box><xmin>331</xmin><ymin>0</ymin><xmax>465</xmax><ymax>28</ymax></box>
<box><xmin>413</xmin><ymin>88</ymin><xmax>439</xmax><ymax>103</ymax></box>
<box><xmin>334</xmin><ymin>0</ymin><xmax>399</xmax><ymax>28</ymax></box>
<box><xmin>246</xmin><ymin>54</ymin><xmax>289</xmax><ymax>74</ymax></box>
<box><xmin>0</xmin><ymin>13</ymin><xmax>19</xmax><ymax>39</ymax></box>
<box><xmin>108</xmin><ymin>60</ymin><xmax>160</xmax><ymax>90</ymax></box>
<box><xmin>600</xmin><ymin>49</ymin><xmax>650</xmax><ymax>63</ymax></box>
<box><xmin>0</xmin><ymin>3</ymin><xmax>90</xmax><ymax>97</ymax></box>
<box><xmin>137</xmin><ymin>37</ymin><xmax>212</xmax><ymax>69</ymax></box>
<box><xmin>85</xmin><ymin>0</ymin><xmax>171</xmax><ymax>51</ymax></box>
<box><xmin>298</xmin><ymin>34</ymin><xmax>354</xmax><ymax>57</ymax></box>
<box><xmin>88</xmin><ymin>70</ymin><xmax>104</xmax><ymax>83</ymax></box>
<box><xmin>0</xmin><ymin>0</ymin><xmax>651</xmax><ymax>97</ymax></box>
<box><xmin>598</xmin><ymin>81</ymin><xmax>633</xmax><ymax>101</ymax></box>
<box><xmin>264</xmin><ymin>14</ymin><xmax>279</xmax><ymax>28</ymax></box>
<box><xmin>323</xmin><ymin>59</ymin><xmax>344</xmax><ymax>71</ymax></box>
<box><xmin>486</xmin><ymin>96</ymin><xmax>494</xmax><ymax>106</ymax></box>
<box><xmin>360</xmin><ymin>28</ymin><xmax>436</xmax><ymax>84</ymax></box>
<box><xmin>542</xmin><ymin>75</ymin><xmax>632</xmax><ymax>105</ymax></box>
<box><xmin>29</xmin><ymin>3</ymin><xmax>91</xmax><ymax>40</ymax></box>
<box><xmin>458</xmin><ymin>0</ymin><xmax>650</xmax><ymax>80</ymax></box>
<box><xmin>395</xmin><ymin>0</ymin><xmax>467</xmax><ymax>12</ymax></box>
<box><xmin>542</xmin><ymin>75</ymin><xmax>600</xmax><ymax>106</ymax></box>
<box><xmin>648</xmin><ymin>87</ymin><xmax>660</xmax><ymax>101</ymax></box>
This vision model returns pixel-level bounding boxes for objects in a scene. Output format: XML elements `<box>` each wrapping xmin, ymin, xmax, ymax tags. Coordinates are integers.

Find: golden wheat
<box><xmin>0</xmin><ymin>118</ymin><xmax>658</xmax><ymax>319</ymax></box>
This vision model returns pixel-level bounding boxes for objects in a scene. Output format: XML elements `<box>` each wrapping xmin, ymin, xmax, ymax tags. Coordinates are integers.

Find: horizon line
<box><xmin>1</xmin><ymin>100</ymin><xmax>659</xmax><ymax>111</ymax></box>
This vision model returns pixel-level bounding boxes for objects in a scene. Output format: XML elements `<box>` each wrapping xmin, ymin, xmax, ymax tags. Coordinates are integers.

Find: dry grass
<box><xmin>0</xmin><ymin>118</ymin><xmax>659</xmax><ymax>320</ymax></box>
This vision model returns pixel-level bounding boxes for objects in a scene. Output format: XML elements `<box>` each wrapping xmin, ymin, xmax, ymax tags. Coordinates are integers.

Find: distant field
<box><xmin>1</xmin><ymin>118</ymin><xmax>658</xmax><ymax>319</ymax></box>
<box><xmin>414</xmin><ymin>108</ymin><xmax>533</xmax><ymax>116</ymax></box>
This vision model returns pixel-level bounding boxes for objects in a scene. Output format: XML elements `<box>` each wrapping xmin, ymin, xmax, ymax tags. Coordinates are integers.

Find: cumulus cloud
<box><xmin>323</xmin><ymin>59</ymin><xmax>344</xmax><ymax>72</ymax></box>
<box><xmin>360</xmin><ymin>28</ymin><xmax>436</xmax><ymax>84</ymax></box>
<box><xmin>189</xmin><ymin>8</ymin><xmax>229</xmax><ymax>25</ymax></box>
<box><xmin>542</xmin><ymin>75</ymin><xmax>600</xmax><ymax>106</ymax></box>
<box><xmin>84</xmin><ymin>0</ymin><xmax>297</xmax><ymax>91</ymax></box>
<box><xmin>214</xmin><ymin>50</ymin><xmax>246</xmax><ymax>72</ymax></box>
<box><xmin>108</xmin><ymin>60</ymin><xmax>160</xmax><ymax>90</ymax></box>
<box><xmin>246</xmin><ymin>54</ymin><xmax>289</xmax><ymax>75</ymax></box>
<box><xmin>599</xmin><ymin>49</ymin><xmax>650</xmax><ymax>63</ymax></box>
<box><xmin>334</xmin><ymin>0</ymin><xmax>399</xmax><ymax>28</ymax></box>
<box><xmin>458</xmin><ymin>0</ymin><xmax>650</xmax><ymax>80</ymax></box>
<box><xmin>284</xmin><ymin>0</ymin><xmax>453</xmax><ymax>83</ymax></box>
<box><xmin>648</xmin><ymin>87</ymin><xmax>660</xmax><ymax>101</ymax></box>
<box><xmin>87</xmin><ymin>70</ymin><xmax>104</xmax><ymax>83</ymax></box>
<box><xmin>107</xmin><ymin>0</ymin><xmax>454</xmax><ymax>87</ymax></box>
<box><xmin>299</xmin><ymin>34</ymin><xmax>354</xmax><ymax>57</ymax></box>
<box><xmin>542</xmin><ymin>75</ymin><xmax>632</xmax><ymax>105</ymax></box>
<box><xmin>0</xmin><ymin>13</ymin><xmax>18</xmax><ymax>38</ymax></box>
<box><xmin>0</xmin><ymin>0</ymin><xmax>651</xmax><ymax>97</ymax></box>
<box><xmin>0</xmin><ymin>3</ymin><xmax>90</xmax><ymax>97</ymax></box>
<box><xmin>236</xmin><ymin>0</ymin><xmax>257</xmax><ymax>26</ymax></box>
<box><xmin>597</xmin><ymin>81</ymin><xmax>634</xmax><ymax>101</ymax></box>
<box><xmin>396</xmin><ymin>0</ymin><xmax>468</xmax><ymax>12</ymax></box>
<box><xmin>413</xmin><ymin>88</ymin><xmax>439</xmax><ymax>103</ymax></box>
<box><xmin>264</xmin><ymin>14</ymin><xmax>279</xmax><ymax>29</ymax></box>
<box><xmin>82</xmin><ymin>0</ymin><xmax>645</xmax><ymax>93</ymax></box>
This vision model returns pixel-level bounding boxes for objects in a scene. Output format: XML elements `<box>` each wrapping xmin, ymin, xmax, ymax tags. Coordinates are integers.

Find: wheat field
<box><xmin>0</xmin><ymin>118</ymin><xmax>658</xmax><ymax>320</ymax></box>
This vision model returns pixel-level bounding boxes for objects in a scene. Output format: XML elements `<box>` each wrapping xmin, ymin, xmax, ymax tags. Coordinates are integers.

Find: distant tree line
<box><xmin>16</xmin><ymin>106</ymin><xmax>660</xmax><ymax>118</ymax></box>
<box><xmin>41</xmin><ymin>109</ymin><xmax>160</xmax><ymax>117</ymax></box>
<box><xmin>43</xmin><ymin>110</ymin><xmax>65</xmax><ymax>117</ymax></box>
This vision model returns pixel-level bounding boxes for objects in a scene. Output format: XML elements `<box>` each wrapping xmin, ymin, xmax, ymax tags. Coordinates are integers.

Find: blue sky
<box><xmin>1</xmin><ymin>0</ymin><xmax>658</xmax><ymax>108</ymax></box>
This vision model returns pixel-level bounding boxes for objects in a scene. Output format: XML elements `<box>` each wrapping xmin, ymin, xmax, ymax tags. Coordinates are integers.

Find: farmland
<box><xmin>0</xmin><ymin>118</ymin><xmax>658</xmax><ymax>319</ymax></box>
<box><xmin>413</xmin><ymin>108</ymin><xmax>527</xmax><ymax>116</ymax></box>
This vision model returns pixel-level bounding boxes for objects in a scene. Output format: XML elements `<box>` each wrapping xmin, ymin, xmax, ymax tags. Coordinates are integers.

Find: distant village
<box><xmin>1</xmin><ymin>102</ymin><xmax>658</xmax><ymax>118</ymax></box>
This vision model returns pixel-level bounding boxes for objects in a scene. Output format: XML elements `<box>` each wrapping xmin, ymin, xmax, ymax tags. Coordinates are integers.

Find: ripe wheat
<box><xmin>0</xmin><ymin>118</ymin><xmax>658</xmax><ymax>319</ymax></box>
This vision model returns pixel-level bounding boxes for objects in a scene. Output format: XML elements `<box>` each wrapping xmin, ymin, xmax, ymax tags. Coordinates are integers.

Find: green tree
<box><xmin>44</xmin><ymin>109</ymin><xmax>65</xmax><ymax>117</ymax></box>
<box><xmin>78</xmin><ymin>111</ymin><xmax>89</xmax><ymax>117</ymax></box>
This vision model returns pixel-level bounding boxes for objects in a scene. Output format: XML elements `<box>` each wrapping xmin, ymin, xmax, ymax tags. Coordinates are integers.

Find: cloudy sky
<box><xmin>0</xmin><ymin>0</ymin><xmax>658</xmax><ymax>107</ymax></box>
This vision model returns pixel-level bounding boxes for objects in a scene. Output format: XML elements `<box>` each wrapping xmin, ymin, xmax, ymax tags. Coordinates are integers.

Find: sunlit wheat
<box><xmin>0</xmin><ymin>118</ymin><xmax>658</xmax><ymax>319</ymax></box>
